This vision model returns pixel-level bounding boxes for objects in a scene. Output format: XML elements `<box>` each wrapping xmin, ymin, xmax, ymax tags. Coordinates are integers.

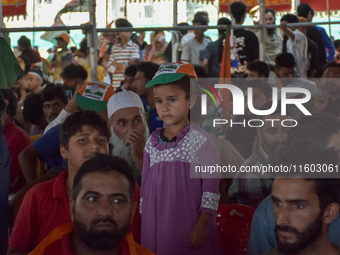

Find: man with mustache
<box><xmin>108</xmin><ymin>91</ymin><xmax>149</xmax><ymax>184</ymax></box>
<box><xmin>229</xmin><ymin>101</ymin><xmax>290</xmax><ymax>208</ymax></box>
<box><xmin>263</xmin><ymin>141</ymin><xmax>340</xmax><ymax>255</ymax></box>
<box><xmin>28</xmin><ymin>154</ymin><xmax>154</xmax><ymax>255</ymax></box>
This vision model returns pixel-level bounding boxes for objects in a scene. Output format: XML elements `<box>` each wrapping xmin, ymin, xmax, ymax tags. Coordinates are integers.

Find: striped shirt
<box><xmin>108</xmin><ymin>40</ymin><xmax>140</xmax><ymax>88</ymax></box>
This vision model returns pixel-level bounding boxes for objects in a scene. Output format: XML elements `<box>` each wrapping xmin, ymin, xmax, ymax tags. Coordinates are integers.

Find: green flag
<box><xmin>0</xmin><ymin>35</ymin><xmax>21</xmax><ymax>89</ymax></box>
<box><xmin>55</xmin><ymin>0</ymin><xmax>89</xmax><ymax>21</ymax></box>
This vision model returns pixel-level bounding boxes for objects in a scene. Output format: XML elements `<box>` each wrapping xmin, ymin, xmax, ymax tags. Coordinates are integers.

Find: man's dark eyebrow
<box><xmin>286</xmin><ymin>199</ymin><xmax>308</xmax><ymax>204</ymax></box>
<box><xmin>110</xmin><ymin>193</ymin><xmax>128</xmax><ymax>200</ymax></box>
<box><xmin>116</xmin><ymin>118</ymin><xmax>127</xmax><ymax>122</ymax></box>
<box><xmin>82</xmin><ymin>191</ymin><xmax>101</xmax><ymax>198</ymax></box>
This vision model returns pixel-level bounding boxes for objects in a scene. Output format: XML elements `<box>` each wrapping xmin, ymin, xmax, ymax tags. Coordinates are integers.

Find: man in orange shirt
<box><xmin>28</xmin><ymin>154</ymin><xmax>154</xmax><ymax>255</ymax></box>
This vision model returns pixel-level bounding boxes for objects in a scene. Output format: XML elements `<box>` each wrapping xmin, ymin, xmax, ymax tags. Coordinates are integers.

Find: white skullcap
<box><xmin>107</xmin><ymin>91</ymin><xmax>145</xmax><ymax>119</ymax></box>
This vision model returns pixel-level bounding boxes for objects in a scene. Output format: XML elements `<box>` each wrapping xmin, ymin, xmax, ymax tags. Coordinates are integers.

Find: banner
<box><xmin>55</xmin><ymin>0</ymin><xmax>89</xmax><ymax>21</ymax></box>
<box><xmin>2</xmin><ymin>0</ymin><xmax>27</xmax><ymax>18</ymax></box>
<box><xmin>219</xmin><ymin>0</ymin><xmax>291</xmax><ymax>13</ymax></box>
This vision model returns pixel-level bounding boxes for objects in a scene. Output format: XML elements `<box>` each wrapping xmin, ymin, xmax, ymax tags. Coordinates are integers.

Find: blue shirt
<box><xmin>247</xmin><ymin>194</ymin><xmax>340</xmax><ymax>255</ymax></box>
<box><xmin>316</xmin><ymin>25</ymin><xmax>335</xmax><ymax>62</ymax></box>
<box><xmin>140</xmin><ymin>96</ymin><xmax>163</xmax><ymax>133</ymax></box>
<box><xmin>33</xmin><ymin>124</ymin><xmax>64</xmax><ymax>170</ymax></box>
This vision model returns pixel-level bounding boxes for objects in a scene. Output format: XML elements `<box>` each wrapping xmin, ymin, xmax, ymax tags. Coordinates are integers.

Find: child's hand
<box><xmin>188</xmin><ymin>221</ymin><xmax>208</xmax><ymax>250</ymax></box>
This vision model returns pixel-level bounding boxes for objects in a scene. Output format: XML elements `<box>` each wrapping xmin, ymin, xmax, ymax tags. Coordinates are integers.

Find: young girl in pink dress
<box><xmin>140</xmin><ymin>61</ymin><xmax>221</xmax><ymax>255</ymax></box>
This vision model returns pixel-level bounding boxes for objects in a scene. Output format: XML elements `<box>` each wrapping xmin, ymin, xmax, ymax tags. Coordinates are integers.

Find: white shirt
<box><xmin>286</xmin><ymin>30</ymin><xmax>308</xmax><ymax>79</ymax></box>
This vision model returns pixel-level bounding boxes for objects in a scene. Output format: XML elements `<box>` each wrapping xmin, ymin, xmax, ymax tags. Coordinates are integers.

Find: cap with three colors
<box><xmin>145</xmin><ymin>61</ymin><xmax>197</xmax><ymax>88</ymax></box>
<box><xmin>107</xmin><ymin>91</ymin><xmax>144</xmax><ymax>119</ymax></box>
<box><xmin>76</xmin><ymin>81</ymin><xmax>115</xmax><ymax>112</ymax></box>
<box><xmin>55</xmin><ymin>34</ymin><xmax>70</xmax><ymax>44</ymax></box>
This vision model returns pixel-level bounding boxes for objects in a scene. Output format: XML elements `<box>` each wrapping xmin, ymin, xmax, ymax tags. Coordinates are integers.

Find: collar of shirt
<box><xmin>52</xmin><ymin>170</ymin><xmax>69</xmax><ymax>199</ymax></box>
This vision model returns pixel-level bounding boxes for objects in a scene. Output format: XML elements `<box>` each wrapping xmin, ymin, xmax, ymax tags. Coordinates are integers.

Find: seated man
<box><xmin>28</xmin><ymin>154</ymin><xmax>154</xmax><ymax>255</ymax></box>
<box><xmin>246</xmin><ymin>61</ymin><xmax>270</xmax><ymax>80</ymax></box>
<box><xmin>228</xmin><ymin>102</ymin><xmax>290</xmax><ymax>207</ymax></box>
<box><xmin>108</xmin><ymin>91</ymin><xmax>149</xmax><ymax>184</ymax></box>
<box><xmin>18</xmin><ymin>81</ymin><xmax>115</xmax><ymax>183</ymax></box>
<box><xmin>0</xmin><ymin>89</ymin><xmax>31</xmax><ymax>193</ymax></box>
<box><xmin>41</xmin><ymin>85</ymin><xmax>67</xmax><ymax>124</ymax></box>
<box><xmin>8</xmin><ymin>110</ymin><xmax>141</xmax><ymax>254</ymax></box>
<box><xmin>266</xmin><ymin>141</ymin><xmax>340</xmax><ymax>255</ymax></box>
<box><xmin>60</xmin><ymin>64</ymin><xmax>88</xmax><ymax>101</ymax></box>
<box><xmin>247</xmin><ymin>114</ymin><xmax>340</xmax><ymax>255</ymax></box>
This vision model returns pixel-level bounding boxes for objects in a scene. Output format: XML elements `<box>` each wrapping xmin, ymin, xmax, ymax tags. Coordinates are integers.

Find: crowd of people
<box><xmin>0</xmin><ymin>1</ymin><xmax>340</xmax><ymax>255</ymax></box>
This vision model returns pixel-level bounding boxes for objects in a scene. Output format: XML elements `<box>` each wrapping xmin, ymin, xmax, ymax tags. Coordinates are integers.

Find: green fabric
<box><xmin>145</xmin><ymin>73</ymin><xmax>186</xmax><ymax>88</ymax></box>
<box><xmin>55</xmin><ymin>0</ymin><xmax>89</xmax><ymax>21</ymax></box>
<box><xmin>0</xmin><ymin>37</ymin><xmax>21</xmax><ymax>89</ymax></box>
<box><xmin>76</xmin><ymin>93</ymin><xmax>107</xmax><ymax>112</ymax></box>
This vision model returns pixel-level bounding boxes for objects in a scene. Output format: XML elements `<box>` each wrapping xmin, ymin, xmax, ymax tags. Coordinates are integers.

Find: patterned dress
<box><xmin>140</xmin><ymin>125</ymin><xmax>221</xmax><ymax>255</ymax></box>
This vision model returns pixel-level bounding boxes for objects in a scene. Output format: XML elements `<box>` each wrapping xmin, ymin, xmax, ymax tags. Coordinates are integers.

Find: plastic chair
<box><xmin>216</xmin><ymin>204</ymin><xmax>255</xmax><ymax>255</ymax></box>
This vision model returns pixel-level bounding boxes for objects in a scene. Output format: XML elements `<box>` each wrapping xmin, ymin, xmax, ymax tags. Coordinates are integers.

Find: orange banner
<box><xmin>2</xmin><ymin>0</ymin><xmax>27</xmax><ymax>17</ymax></box>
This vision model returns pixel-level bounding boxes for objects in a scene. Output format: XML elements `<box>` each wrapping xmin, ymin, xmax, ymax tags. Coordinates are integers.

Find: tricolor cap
<box><xmin>107</xmin><ymin>91</ymin><xmax>144</xmax><ymax>119</ymax></box>
<box><xmin>27</xmin><ymin>69</ymin><xmax>43</xmax><ymax>83</ymax></box>
<box><xmin>145</xmin><ymin>61</ymin><xmax>197</xmax><ymax>88</ymax></box>
<box><xmin>76</xmin><ymin>81</ymin><xmax>115</xmax><ymax>112</ymax></box>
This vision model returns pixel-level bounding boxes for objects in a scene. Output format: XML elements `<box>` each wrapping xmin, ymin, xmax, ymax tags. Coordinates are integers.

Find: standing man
<box><xmin>107</xmin><ymin>19</ymin><xmax>140</xmax><ymax>88</ymax></box>
<box><xmin>202</xmin><ymin>18</ymin><xmax>231</xmax><ymax>77</ymax></box>
<box><xmin>181</xmin><ymin>16</ymin><xmax>211</xmax><ymax>66</ymax></box>
<box><xmin>51</xmin><ymin>34</ymin><xmax>73</xmax><ymax>84</ymax></box>
<box><xmin>228</xmin><ymin>1</ymin><xmax>259</xmax><ymax>78</ymax></box>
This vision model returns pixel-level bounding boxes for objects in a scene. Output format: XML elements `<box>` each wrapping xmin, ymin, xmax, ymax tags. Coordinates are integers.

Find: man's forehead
<box><xmin>273</xmin><ymin>178</ymin><xmax>316</xmax><ymax>199</ymax></box>
<box><xmin>112</xmin><ymin>107</ymin><xmax>142</xmax><ymax>119</ymax></box>
<box><xmin>43</xmin><ymin>97</ymin><xmax>63</xmax><ymax>104</ymax></box>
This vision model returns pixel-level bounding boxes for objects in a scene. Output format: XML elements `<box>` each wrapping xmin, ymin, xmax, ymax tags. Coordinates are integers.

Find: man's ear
<box><xmin>60</xmin><ymin>145</ymin><xmax>68</xmax><ymax>160</ymax></box>
<box><xmin>189</xmin><ymin>95</ymin><xmax>196</xmax><ymax>109</ymax></box>
<box><xmin>323</xmin><ymin>202</ymin><xmax>339</xmax><ymax>224</ymax></box>
<box><xmin>69</xmin><ymin>197</ymin><xmax>75</xmax><ymax>222</ymax></box>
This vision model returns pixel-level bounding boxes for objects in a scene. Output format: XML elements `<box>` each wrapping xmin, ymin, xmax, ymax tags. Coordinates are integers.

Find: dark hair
<box><xmin>193</xmin><ymin>65</ymin><xmax>208</xmax><ymax>78</ymax></box>
<box><xmin>230</xmin><ymin>2</ymin><xmax>247</xmax><ymax>23</ymax></box>
<box><xmin>98</xmin><ymin>57</ymin><xmax>104</xmax><ymax>66</ymax></box>
<box><xmin>323</xmin><ymin>61</ymin><xmax>340</xmax><ymax>75</ymax></box>
<box><xmin>178</xmin><ymin>22</ymin><xmax>190</xmax><ymax>35</ymax></box>
<box><xmin>244</xmin><ymin>79</ymin><xmax>272</xmax><ymax>99</ymax></box>
<box><xmin>18</xmin><ymin>36</ymin><xmax>31</xmax><ymax>49</ymax></box>
<box><xmin>194</xmin><ymin>11</ymin><xmax>209</xmax><ymax>20</ymax></box>
<box><xmin>0</xmin><ymin>89</ymin><xmax>17</xmax><ymax>118</ymax></box>
<box><xmin>60</xmin><ymin>64</ymin><xmax>88</xmax><ymax>81</ymax></box>
<box><xmin>115</xmin><ymin>18</ymin><xmax>133</xmax><ymax>28</ymax></box>
<box><xmin>73</xmin><ymin>154</ymin><xmax>135</xmax><ymax>200</ymax></box>
<box><xmin>275</xmin><ymin>53</ymin><xmax>295</xmax><ymax>69</ymax></box>
<box><xmin>136</xmin><ymin>62</ymin><xmax>159</xmax><ymax>81</ymax></box>
<box><xmin>269</xmin><ymin>140</ymin><xmax>340</xmax><ymax>211</ymax></box>
<box><xmin>265</xmin><ymin>8</ymin><xmax>276</xmax><ymax>18</ymax></box>
<box><xmin>217</xmin><ymin>17</ymin><xmax>231</xmax><ymax>35</ymax></box>
<box><xmin>124</xmin><ymin>65</ymin><xmax>138</xmax><ymax>77</ymax></box>
<box><xmin>22</xmin><ymin>93</ymin><xmax>44</xmax><ymax>124</ymax></box>
<box><xmin>314</xmin><ymin>65</ymin><xmax>325</xmax><ymax>78</ymax></box>
<box><xmin>280</xmin><ymin>14</ymin><xmax>299</xmax><ymax>23</ymax></box>
<box><xmin>41</xmin><ymin>85</ymin><xmax>68</xmax><ymax>106</ymax></box>
<box><xmin>247</xmin><ymin>61</ymin><xmax>270</xmax><ymax>78</ymax></box>
<box><xmin>288</xmin><ymin>114</ymin><xmax>340</xmax><ymax>146</ymax></box>
<box><xmin>192</xmin><ymin>16</ymin><xmax>207</xmax><ymax>26</ymax></box>
<box><xmin>297</xmin><ymin>3</ymin><xmax>314</xmax><ymax>18</ymax></box>
<box><xmin>17</xmin><ymin>55</ymin><xmax>31</xmax><ymax>74</ymax></box>
<box><xmin>334</xmin><ymin>40</ymin><xmax>340</xmax><ymax>49</ymax></box>
<box><xmin>60</xmin><ymin>110</ymin><xmax>110</xmax><ymax>150</ymax></box>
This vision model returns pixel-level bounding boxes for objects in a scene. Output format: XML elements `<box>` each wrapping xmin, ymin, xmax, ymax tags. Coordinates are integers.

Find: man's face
<box><xmin>253</xmin><ymin>11</ymin><xmax>260</xmax><ymax>24</ymax></box>
<box><xmin>275</xmin><ymin>67</ymin><xmax>294</xmax><ymax>85</ymax></box>
<box><xmin>265</xmin><ymin>12</ymin><xmax>275</xmax><ymax>25</ymax></box>
<box><xmin>323</xmin><ymin>67</ymin><xmax>340</xmax><ymax>94</ymax></box>
<box><xmin>60</xmin><ymin>125</ymin><xmax>109</xmax><ymax>173</ymax></box>
<box><xmin>118</xmin><ymin>32</ymin><xmax>132</xmax><ymax>42</ymax></box>
<box><xmin>43</xmin><ymin>97</ymin><xmax>66</xmax><ymax>123</ymax></box>
<box><xmin>57</xmin><ymin>39</ymin><xmax>67</xmax><ymax>49</ymax></box>
<box><xmin>327</xmin><ymin>130</ymin><xmax>340</xmax><ymax>163</ymax></box>
<box><xmin>246</xmin><ymin>71</ymin><xmax>264</xmax><ymax>81</ymax></box>
<box><xmin>127</xmin><ymin>71</ymin><xmax>148</xmax><ymax>96</ymax></box>
<box><xmin>124</xmin><ymin>75</ymin><xmax>135</xmax><ymax>91</ymax></box>
<box><xmin>257</xmin><ymin>114</ymin><xmax>289</xmax><ymax>153</ymax></box>
<box><xmin>111</xmin><ymin>107</ymin><xmax>145</xmax><ymax>140</ymax></box>
<box><xmin>193</xmin><ymin>23</ymin><xmax>205</xmax><ymax>38</ymax></box>
<box><xmin>71</xmin><ymin>171</ymin><xmax>134</xmax><ymax>251</ymax></box>
<box><xmin>244</xmin><ymin>87</ymin><xmax>269</xmax><ymax>116</ymax></box>
<box><xmin>272</xmin><ymin>178</ymin><xmax>323</xmax><ymax>254</ymax></box>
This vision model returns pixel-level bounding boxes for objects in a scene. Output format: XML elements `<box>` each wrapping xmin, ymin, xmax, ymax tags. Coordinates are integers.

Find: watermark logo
<box><xmin>197</xmin><ymin>82</ymin><xmax>222</xmax><ymax>115</ymax></box>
